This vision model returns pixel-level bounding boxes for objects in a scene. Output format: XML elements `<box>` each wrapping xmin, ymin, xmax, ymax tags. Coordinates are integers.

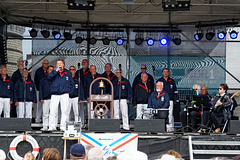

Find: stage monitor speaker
<box><xmin>0</xmin><ymin>118</ymin><xmax>32</xmax><ymax>131</ymax></box>
<box><xmin>134</xmin><ymin>119</ymin><xmax>165</xmax><ymax>132</ymax></box>
<box><xmin>89</xmin><ymin>119</ymin><xmax>120</xmax><ymax>131</ymax></box>
<box><xmin>230</xmin><ymin>120</ymin><xmax>240</xmax><ymax>133</ymax></box>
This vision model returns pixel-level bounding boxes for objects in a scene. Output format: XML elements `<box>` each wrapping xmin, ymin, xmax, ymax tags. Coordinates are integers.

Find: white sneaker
<box><xmin>48</xmin><ymin>128</ymin><xmax>56</xmax><ymax>131</ymax></box>
<box><xmin>41</xmin><ymin>127</ymin><xmax>48</xmax><ymax>131</ymax></box>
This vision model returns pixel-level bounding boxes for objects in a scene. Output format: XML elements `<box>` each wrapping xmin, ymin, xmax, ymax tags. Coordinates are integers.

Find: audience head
<box><xmin>117</xmin><ymin>152</ymin><xmax>135</xmax><ymax>160</ymax></box>
<box><xmin>84</xmin><ymin>145</ymin><xmax>94</xmax><ymax>159</ymax></box>
<box><xmin>167</xmin><ymin>150</ymin><xmax>182</xmax><ymax>159</ymax></box>
<box><xmin>160</xmin><ymin>154</ymin><xmax>177</xmax><ymax>160</ymax></box>
<box><xmin>42</xmin><ymin>148</ymin><xmax>61</xmax><ymax>160</ymax></box>
<box><xmin>70</xmin><ymin>143</ymin><xmax>85</xmax><ymax>160</ymax></box>
<box><xmin>88</xmin><ymin>147</ymin><xmax>104</xmax><ymax>160</ymax></box>
<box><xmin>24</xmin><ymin>151</ymin><xmax>35</xmax><ymax>160</ymax></box>
<box><xmin>0</xmin><ymin>149</ymin><xmax>6</xmax><ymax>160</ymax></box>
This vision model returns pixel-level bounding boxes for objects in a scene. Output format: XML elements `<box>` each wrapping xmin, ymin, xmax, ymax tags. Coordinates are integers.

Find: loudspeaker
<box><xmin>134</xmin><ymin>119</ymin><xmax>165</xmax><ymax>132</ymax></box>
<box><xmin>0</xmin><ymin>118</ymin><xmax>32</xmax><ymax>131</ymax></box>
<box><xmin>230</xmin><ymin>120</ymin><xmax>240</xmax><ymax>133</ymax></box>
<box><xmin>89</xmin><ymin>119</ymin><xmax>120</xmax><ymax>131</ymax></box>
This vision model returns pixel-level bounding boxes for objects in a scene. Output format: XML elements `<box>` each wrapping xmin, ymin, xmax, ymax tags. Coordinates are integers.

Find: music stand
<box><xmin>193</xmin><ymin>95</ymin><xmax>213</xmax><ymax>133</ymax></box>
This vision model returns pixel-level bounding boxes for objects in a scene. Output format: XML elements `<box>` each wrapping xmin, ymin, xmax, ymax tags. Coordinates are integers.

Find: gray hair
<box><xmin>88</xmin><ymin>147</ymin><xmax>104</xmax><ymax>160</ymax></box>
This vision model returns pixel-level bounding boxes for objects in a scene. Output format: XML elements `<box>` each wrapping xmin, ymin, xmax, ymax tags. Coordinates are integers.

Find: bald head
<box><xmin>88</xmin><ymin>147</ymin><xmax>103</xmax><ymax>160</ymax></box>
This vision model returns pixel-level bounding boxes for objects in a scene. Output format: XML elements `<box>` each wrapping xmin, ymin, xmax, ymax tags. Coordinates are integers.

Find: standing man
<box><xmin>112</xmin><ymin>69</ymin><xmax>132</xmax><ymax>130</ymax></box>
<box><xmin>69</xmin><ymin>66</ymin><xmax>84</xmax><ymax>122</ymax></box>
<box><xmin>132</xmin><ymin>65</ymin><xmax>154</xmax><ymax>90</ymax></box>
<box><xmin>47</xmin><ymin>59</ymin><xmax>74</xmax><ymax>131</ymax></box>
<box><xmin>157</xmin><ymin>68</ymin><xmax>178</xmax><ymax>132</ymax></box>
<box><xmin>133</xmin><ymin>72</ymin><xmax>153</xmax><ymax>119</ymax></box>
<box><xmin>39</xmin><ymin>65</ymin><xmax>54</xmax><ymax>131</ymax></box>
<box><xmin>0</xmin><ymin>67</ymin><xmax>13</xmax><ymax>118</ymax></box>
<box><xmin>34</xmin><ymin>59</ymin><xmax>49</xmax><ymax>123</ymax></box>
<box><xmin>101</xmin><ymin>63</ymin><xmax>116</xmax><ymax>94</ymax></box>
<box><xmin>11</xmin><ymin>60</ymin><xmax>31</xmax><ymax>84</ymax></box>
<box><xmin>148</xmin><ymin>81</ymin><xmax>170</xmax><ymax>109</ymax></box>
<box><xmin>14</xmin><ymin>68</ymin><xmax>37</xmax><ymax>118</ymax></box>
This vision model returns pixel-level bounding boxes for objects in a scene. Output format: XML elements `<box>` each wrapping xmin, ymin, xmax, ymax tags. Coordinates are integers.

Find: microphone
<box><xmin>78</xmin><ymin>63</ymin><xmax>80</xmax><ymax>70</ymax></box>
<box><xmin>25</xmin><ymin>60</ymin><xmax>28</xmax><ymax>68</ymax></box>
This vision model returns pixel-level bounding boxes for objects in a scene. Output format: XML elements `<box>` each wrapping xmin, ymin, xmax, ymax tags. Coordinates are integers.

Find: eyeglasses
<box><xmin>69</xmin><ymin>69</ymin><xmax>75</xmax><ymax>71</ymax></box>
<box><xmin>141</xmin><ymin>68</ymin><xmax>146</xmax><ymax>69</ymax></box>
<box><xmin>218</xmin><ymin>88</ymin><xmax>223</xmax><ymax>90</ymax></box>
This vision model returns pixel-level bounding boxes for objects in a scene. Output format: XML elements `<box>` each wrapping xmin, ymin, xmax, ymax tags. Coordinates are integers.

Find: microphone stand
<box><xmin>152</xmin><ymin>65</ymin><xmax>156</xmax><ymax>91</ymax></box>
<box><xmin>118</xmin><ymin>64</ymin><xmax>121</xmax><ymax>123</ymax></box>
<box><xmin>24</xmin><ymin>60</ymin><xmax>28</xmax><ymax>118</ymax></box>
<box><xmin>77</xmin><ymin>63</ymin><xmax>82</xmax><ymax>124</ymax></box>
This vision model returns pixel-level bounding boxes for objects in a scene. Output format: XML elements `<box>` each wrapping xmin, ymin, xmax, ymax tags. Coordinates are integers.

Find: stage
<box><xmin>1</xmin><ymin>128</ymin><xmax>240</xmax><ymax>160</ymax></box>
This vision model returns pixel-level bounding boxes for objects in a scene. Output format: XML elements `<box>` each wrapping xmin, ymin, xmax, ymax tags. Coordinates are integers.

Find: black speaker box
<box><xmin>89</xmin><ymin>119</ymin><xmax>120</xmax><ymax>131</ymax></box>
<box><xmin>134</xmin><ymin>119</ymin><xmax>165</xmax><ymax>132</ymax></box>
<box><xmin>0</xmin><ymin>118</ymin><xmax>32</xmax><ymax>131</ymax></box>
<box><xmin>230</xmin><ymin>120</ymin><xmax>240</xmax><ymax>133</ymax></box>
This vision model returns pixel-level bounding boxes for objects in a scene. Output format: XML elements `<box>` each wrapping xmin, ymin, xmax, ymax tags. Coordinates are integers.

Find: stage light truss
<box><xmin>67</xmin><ymin>0</ymin><xmax>95</xmax><ymax>10</ymax></box>
<box><xmin>162</xmin><ymin>0</ymin><xmax>191</xmax><ymax>11</ymax></box>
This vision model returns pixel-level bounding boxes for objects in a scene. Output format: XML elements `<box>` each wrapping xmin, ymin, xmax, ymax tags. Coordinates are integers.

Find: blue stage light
<box><xmin>217</xmin><ymin>31</ymin><xmax>226</xmax><ymax>39</ymax></box>
<box><xmin>194</xmin><ymin>33</ymin><xmax>203</xmax><ymax>41</ymax></box>
<box><xmin>116</xmin><ymin>38</ymin><xmax>124</xmax><ymax>45</ymax></box>
<box><xmin>147</xmin><ymin>38</ymin><xmax>154</xmax><ymax>46</ymax></box>
<box><xmin>52</xmin><ymin>31</ymin><xmax>61</xmax><ymax>40</ymax></box>
<box><xmin>160</xmin><ymin>37</ymin><xmax>168</xmax><ymax>45</ymax></box>
<box><xmin>230</xmin><ymin>30</ymin><xmax>238</xmax><ymax>39</ymax></box>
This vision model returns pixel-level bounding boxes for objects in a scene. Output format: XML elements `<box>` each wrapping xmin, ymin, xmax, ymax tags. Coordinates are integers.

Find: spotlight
<box><xmin>90</xmin><ymin>37</ymin><xmax>97</xmax><ymax>45</ymax></box>
<box><xmin>135</xmin><ymin>38</ymin><xmax>143</xmax><ymax>45</ymax></box>
<box><xmin>29</xmin><ymin>29</ymin><xmax>38</xmax><ymax>38</ymax></box>
<box><xmin>194</xmin><ymin>33</ymin><xmax>203</xmax><ymax>41</ymax></box>
<box><xmin>52</xmin><ymin>31</ymin><xmax>61</xmax><ymax>40</ymax></box>
<box><xmin>172</xmin><ymin>38</ymin><xmax>181</xmax><ymax>45</ymax></box>
<box><xmin>102</xmin><ymin>37</ymin><xmax>110</xmax><ymax>45</ymax></box>
<box><xmin>206</xmin><ymin>31</ymin><xmax>215</xmax><ymax>41</ymax></box>
<box><xmin>75</xmin><ymin>37</ymin><xmax>83</xmax><ymax>43</ymax></box>
<box><xmin>217</xmin><ymin>31</ymin><xmax>226</xmax><ymax>40</ymax></box>
<box><xmin>63</xmin><ymin>31</ymin><xmax>72</xmax><ymax>40</ymax></box>
<box><xmin>230</xmin><ymin>30</ymin><xmax>238</xmax><ymax>39</ymax></box>
<box><xmin>116</xmin><ymin>38</ymin><xmax>124</xmax><ymax>45</ymax></box>
<box><xmin>41</xmin><ymin>30</ymin><xmax>50</xmax><ymax>38</ymax></box>
<box><xmin>147</xmin><ymin>38</ymin><xmax>154</xmax><ymax>46</ymax></box>
<box><xmin>160</xmin><ymin>37</ymin><xmax>168</xmax><ymax>45</ymax></box>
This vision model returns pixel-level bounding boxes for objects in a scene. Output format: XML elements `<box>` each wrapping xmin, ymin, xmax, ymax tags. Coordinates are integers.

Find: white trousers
<box><xmin>17</xmin><ymin>102</ymin><xmax>32</xmax><ymax>118</ymax></box>
<box><xmin>42</xmin><ymin>99</ymin><xmax>51</xmax><ymax>128</ymax></box>
<box><xmin>0</xmin><ymin>98</ymin><xmax>10</xmax><ymax>118</ymax></box>
<box><xmin>36</xmin><ymin>91</ymin><xmax>43</xmax><ymax>122</ymax></box>
<box><xmin>114</xmin><ymin>99</ymin><xmax>129</xmax><ymax>130</ymax></box>
<box><xmin>136</xmin><ymin>104</ymin><xmax>149</xmax><ymax>119</ymax></box>
<box><xmin>69</xmin><ymin>97</ymin><xmax>79</xmax><ymax>122</ymax></box>
<box><xmin>49</xmin><ymin>94</ymin><xmax>70</xmax><ymax>130</ymax></box>
<box><xmin>166</xmin><ymin>100</ymin><xmax>174</xmax><ymax>131</ymax></box>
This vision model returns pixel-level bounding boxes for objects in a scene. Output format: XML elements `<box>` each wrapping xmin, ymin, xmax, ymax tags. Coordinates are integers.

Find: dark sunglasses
<box><xmin>218</xmin><ymin>88</ymin><xmax>223</xmax><ymax>90</ymax></box>
<box><xmin>141</xmin><ymin>68</ymin><xmax>146</xmax><ymax>69</ymax></box>
<box><xmin>69</xmin><ymin>69</ymin><xmax>75</xmax><ymax>71</ymax></box>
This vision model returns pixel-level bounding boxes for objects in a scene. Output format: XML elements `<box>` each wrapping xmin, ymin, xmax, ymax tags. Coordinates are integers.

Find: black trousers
<box><xmin>211</xmin><ymin>112</ymin><xmax>224</xmax><ymax>129</ymax></box>
<box><xmin>180</xmin><ymin>110</ymin><xmax>201</xmax><ymax>129</ymax></box>
<box><xmin>202</xmin><ymin>110</ymin><xmax>211</xmax><ymax>126</ymax></box>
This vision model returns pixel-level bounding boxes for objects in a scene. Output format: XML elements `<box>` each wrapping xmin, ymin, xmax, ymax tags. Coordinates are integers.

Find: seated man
<box><xmin>148</xmin><ymin>81</ymin><xmax>170</xmax><ymax>119</ymax></box>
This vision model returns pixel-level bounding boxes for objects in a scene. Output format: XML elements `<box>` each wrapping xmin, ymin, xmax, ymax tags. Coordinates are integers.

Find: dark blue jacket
<box><xmin>84</xmin><ymin>73</ymin><xmax>105</xmax><ymax>99</ymax></box>
<box><xmin>76</xmin><ymin>67</ymin><xmax>90</xmax><ymax>86</ymax></box>
<box><xmin>156</xmin><ymin>77</ymin><xmax>178</xmax><ymax>104</ymax></box>
<box><xmin>0</xmin><ymin>75</ymin><xmax>13</xmax><ymax>101</ymax></box>
<box><xmin>47</xmin><ymin>69</ymin><xmax>74</xmax><ymax>95</ymax></box>
<box><xmin>14</xmin><ymin>78</ymin><xmax>37</xmax><ymax>103</ymax></box>
<box><xmin>11</xmin><ymin>69</ymin><xmax>31</xmax><ymax>84</ymax></box>
<box><xmin>148</xmin><ymin>91</ymin><xmax>170</xmax><ymax>109</ymax></box>
<box><xmin>70</xmin><ymin>76</ymin><xmax>84</xmax><ymax>100</ymax></box>
<box><xmin>34</xmin><ymin>67</ymin><xmax>47</xmax><ymax>91</ymax></box>
<box><xmin>101</xmin><ymin>71</ymin><xmax>116</xmax><ymax>94</ymax></box>
<box><xmin>39</xmin><ymin>76</ymin><xmax>51</xmax><ymax>100</ymax></box>
<box><xmin>132</xmin><ymin>72</ymin><xmax>154</xmax><ymax>90</ymax></box>
<box><xmin>133</xmin><ymin>81</ymin><xmax>153</xmax><ymax>106</ymax></box>
<box><xmin>112</xmin><ymin>77</ymin><xmax>132</xmax><ymax>100</ymax></box>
